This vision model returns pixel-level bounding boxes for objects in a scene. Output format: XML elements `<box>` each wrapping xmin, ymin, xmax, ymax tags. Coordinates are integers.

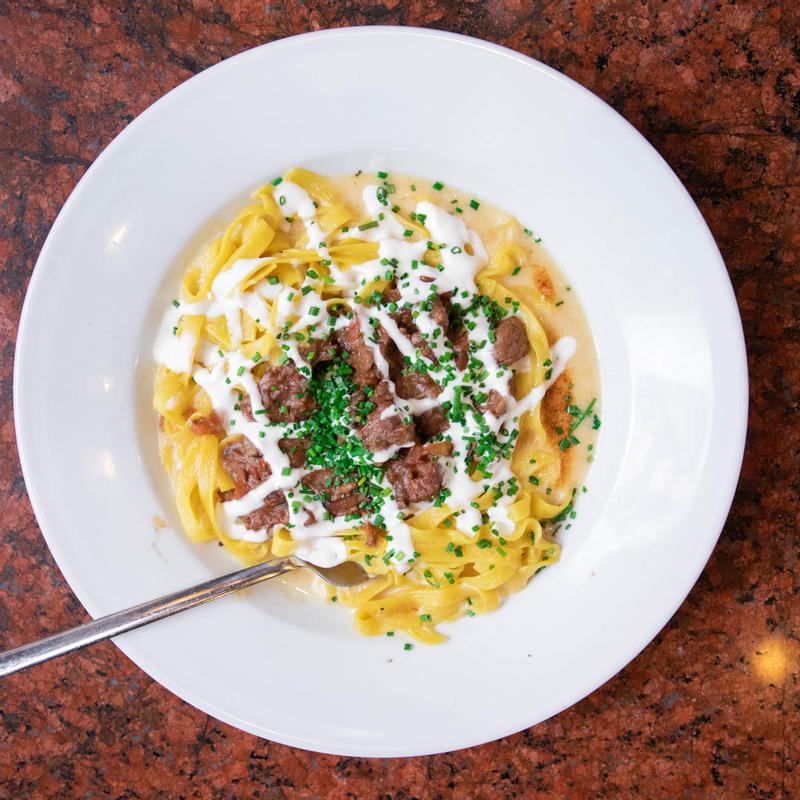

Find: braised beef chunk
<box><xmin>451</xmin><ymin>330</ymin><xmax>469</xmax><ymax>371</ymax></box>
<box><xmin>240</xmin><ymin>489</ymin><xmax>288</xmax><ymax>531</ymax></box>
<box><xmin>476</xmin><ymin>389</ymin><xmax>507</xmax><ymax>417</ymax></box>
<box><xmin>394</xmin><ymin>370</ymin><xmax>440</xmax><ymax>400</ymax></box>
<box><xmin>370</xmin><ymin>380</ymin><xmax>396</xmax><ymax>410</ymax></box>
<box><xmin>494</xmin><ymin>316</ymin><xmax>529</xmax><ymax>366</ymax></box>
<box><xmin>301</xmin><ymin>468</ymin><xmax>367</xmax><ymax>517</ymax></box>
<box><xmin>416</xmin><ymin>406</ymin><xmax>449</xmax><ymax>439</ymax></box>
<box><xmin>278</xmin><ymin>437</ymin><xmax>311</xmax><ymax>468</ymax></box>
<box><xmin>363</xmin><ymin>520</ymin><xmax>382</xmax><ymax>547</ymax></box>
<box><xmin>359</xmin><ymin>409</ymin><xmax>416</xmax><ymax>452</ymax></box>
<box><xmin>430</xmin><ymin>296</ymin><xmax>449</xmax><ymax>331</ymax></box>
<box><xmin>389</xmin><ymin>306</ymin><xmax>414</xmax><ymax>330</ymax></box>
<box><xmin>386</xmin><ymin>445</ymin><xmax>449</xmax><ymax>507</ymax></box>
<box><xmin>257</xmin><ymin>363</ymin><xmax>317</xmax><ymax>422</ymax></box>
<box><xmin>355</xmin><ymin>380</ymin><xmax>416</xmax><ymax>452</ymax></box>
<box><xmin>382</xmin><ymin>285</ymin><xmax>401</xmax><ymax>304</ymax></box>
<box><xmin>378</xmin><ymin>325</ymin><xmax>402</xmax><ymax>369</ymax></box>
<box><xmin>239</xmin><ymin>394</ymin><xmax>254</xmax><ymax>421</ymax></box>
<box><xmin>299</xmin><ymin>337</ymin><xmax>337</xmax><ymax>366</ymax></box>
<box><xmin>410</xmin><ymin>331</ymin><xmax>437</xmax><ymax>363</ymax></box>
<box><xmin>337</xmin><ymin>319</ymin><xmax>380</xmax><ymax>388</ymax></box>
<box><xmin>389</xmin><ymin>309</ymin><xmax>437</xmax><ymax>363</ymax></box>
<box><xmin>188</xmin><ymin>412</ymin><xmax>224</xmax><ymax>437</ymax></box>
<box><xmin>221</xmin><ymin>438</ymin><xmax>271</xmax><ymax>500</ymax></box>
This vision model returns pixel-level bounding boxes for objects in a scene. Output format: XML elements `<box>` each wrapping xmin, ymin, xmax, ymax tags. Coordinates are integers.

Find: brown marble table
<box><xmin>1</xmin><ymin>2</ymin><xmax>797</xmax><ymax>797</ymax></box>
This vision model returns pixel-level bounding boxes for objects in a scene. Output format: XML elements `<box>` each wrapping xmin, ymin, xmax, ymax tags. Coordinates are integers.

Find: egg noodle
<box><xmin>153</xmin><ymin>168</ymin><xmax>596</xmax><ymax>644</ymax></box>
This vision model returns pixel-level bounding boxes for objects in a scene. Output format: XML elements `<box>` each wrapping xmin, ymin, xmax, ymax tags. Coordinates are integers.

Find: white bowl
<box><xmin>14</xmin><ymin>27</ymin><xmax>747</xmax><ymax>756</ymax></box>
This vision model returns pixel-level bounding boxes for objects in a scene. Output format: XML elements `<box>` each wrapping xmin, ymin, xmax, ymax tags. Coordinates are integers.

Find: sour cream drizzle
<box><xmin>155</xmin><ymin>179</ymin><xmax>575</xmax><ymax>570</ymax></box>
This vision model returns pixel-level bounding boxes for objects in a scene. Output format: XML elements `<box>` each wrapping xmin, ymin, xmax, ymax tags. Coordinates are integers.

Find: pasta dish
<box><xmin>153</xmin><ymin>168</ymin><xmax>599</xmax><ymax>644</ymax></box>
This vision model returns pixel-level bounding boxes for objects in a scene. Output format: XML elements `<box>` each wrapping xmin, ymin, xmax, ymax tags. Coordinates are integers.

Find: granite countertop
<box><xmin>0</xmin><ymin>2</ymin><xmax>797</xmax><ymax>797</ymax></box>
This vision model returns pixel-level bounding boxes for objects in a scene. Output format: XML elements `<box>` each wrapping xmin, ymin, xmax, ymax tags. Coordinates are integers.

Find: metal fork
<box><xmin>0</xmin><ymin>559</ymin><xmax>368</xmax><ymax>677</ymax></box>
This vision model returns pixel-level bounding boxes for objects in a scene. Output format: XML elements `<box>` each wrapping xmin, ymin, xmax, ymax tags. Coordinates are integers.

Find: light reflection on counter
<box><xmin>753</xmin><ymin>637</ymin><xmax>794</xmax><ymax>685</ymax></box>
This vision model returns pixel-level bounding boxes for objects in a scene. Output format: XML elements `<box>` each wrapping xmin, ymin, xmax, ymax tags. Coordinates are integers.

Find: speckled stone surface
<box><xmin>0</xmin><ymin>2</ymin><xmax>797</xmax><ymax>797</ymax></box>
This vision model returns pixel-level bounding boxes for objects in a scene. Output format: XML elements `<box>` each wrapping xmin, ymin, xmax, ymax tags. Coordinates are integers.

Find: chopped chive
<box><xmin>432</xmin><ymin>181</ymin><xmax>444</xmax><ymax>191</ymax></box>
<box><xmin>358</xmin><ymin>220</ymin><xmax>379</xmax><ymax>231</ymax></box>
<box><xmin>569</xmin><ymin>398</ymin><xmax>597</xmax><ymax>434</ymax></box>
<box><xmin>469</xmin><ymin>199</ymin><xmax>480</xmax><ymax>210</ymax></box>
<box><xmin>271</xmin><ymin>176</ymin><xmax>283</xmax><ymax>186</ymax></box>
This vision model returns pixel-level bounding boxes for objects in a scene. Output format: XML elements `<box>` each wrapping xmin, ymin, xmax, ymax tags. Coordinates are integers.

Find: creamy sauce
<box><xmin>155</xmin><ymin>171</ymin><xmax>599</xmax><ymax>569</ymax></box>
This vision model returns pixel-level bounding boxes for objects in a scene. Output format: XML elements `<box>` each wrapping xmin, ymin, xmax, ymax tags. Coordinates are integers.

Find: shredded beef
<box><xmin>494</xmin><ymin>316</ymin><xmax>530</xmax><ymax>366</ymax></box>
<box><xmin>301</xmin><ymin>468</ymin><xmax>368</xmax><ymax>517</ymax></box>
<box><xmin>221</xmin><ymin>438</ymin><xmax>271</xmax><ymax>501</ymax></box>
<box><xmin>386</xmin><ymin>444</ymin><xmax>451</xmax><ymax>507</ymax></box>
<box><xmin>257</xmin><ymin>363</ymin><xmax>316</xmax><ymax>422</ymax></box>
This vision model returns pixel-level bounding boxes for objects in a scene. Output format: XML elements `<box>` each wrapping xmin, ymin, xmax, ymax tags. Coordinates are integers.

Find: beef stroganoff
<box><xmin>153</xmin><ymin>168</ymin><xmax>599</xmax><ymax>643</ymax></box>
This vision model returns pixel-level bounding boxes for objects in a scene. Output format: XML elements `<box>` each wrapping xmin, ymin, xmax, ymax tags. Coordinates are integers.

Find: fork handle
<box><xmin>0</xmin><ymin>560</ymin><xmax>293</xmax><ymax>678</ymax></box>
